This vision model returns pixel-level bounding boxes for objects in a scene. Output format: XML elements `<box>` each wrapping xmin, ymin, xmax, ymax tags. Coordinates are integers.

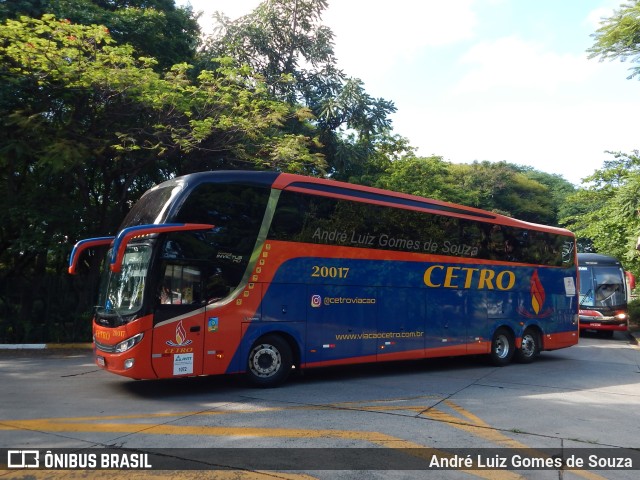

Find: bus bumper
<box><xmin>93</xmin><ymin>335</ymin><xmax>157</xmax><ymax>380</ymax></box>
<box><xmin>579</xmin><ymin>321</ymin><xmax>628</xmax><ymax>332</ymax></box>
<box><xmin>579</xmin><ymin>311</ymin><xmax>628</xmax><ymax>333</ymax></box>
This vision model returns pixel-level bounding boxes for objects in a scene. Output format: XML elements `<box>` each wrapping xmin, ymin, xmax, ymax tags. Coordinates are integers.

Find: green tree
<box><xmin>0</xmin><ymin>0</ymin><xmax>201</xmax><ymax>71</ymax></box>
<box><xmin>0</xmin><ymin>14</ymin><xmax>323</xmax><ymax>276</ymax></box>
<box><xmin>368</xmin><ymin>158</ymin><xmax>566</xmax><ymax>225</ymax></box>
<box><xmin>562</xmin><ymin>151</ymin><xmax>640</xmax><ymax>273</ymax></box>
<box><xmin>581</xmin><ymin>3</ymin><xmax>640</xmax><ymax>270</ymax></box>
<box><xmin>588</xmin><ymin>0</ymin><xmax>640</xmax><ymax>80</ymax></box>
<box><xmin>447</xmin><ymin>161</ymin><xmax>559</xmax><ymax>225</ymax></box>
<box><xmin>0</xmin><ymin>0</ymin><xmax>48</xmax><ymax>19</ymax></box>
<box><xmin>203</xmin><ymin>0</ymin><xmax>398</xmax><ymax>177</ymax></box>
<box><xmin>205</xmin><ymin>0</ymin><xmax>334</xmax><ymax>102</ymax></box>
<box><xmin>516</xmin><ymin>167</ymin><xmax>577</xmax><ymax>223</ymax></box>
<box><xmin>373</xmin><ymin>156</ymin><xmax>464</xmax><ymax>203</ymax></box>
<box><xmin>0</xmin><ymin>13</ymin><xmax>325</xmax><ymax>339</ymax></box>
<box><xmin>341</xmin><ymin>131</ymin><xmax>416</xmax><ymax>187</ymax></box>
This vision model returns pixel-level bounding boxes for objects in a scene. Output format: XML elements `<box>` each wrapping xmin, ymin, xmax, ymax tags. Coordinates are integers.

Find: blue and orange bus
<box><xmin>69</xmin><ymin>171</ymin><xmax>579</xmax><ymax>387</ymax></box>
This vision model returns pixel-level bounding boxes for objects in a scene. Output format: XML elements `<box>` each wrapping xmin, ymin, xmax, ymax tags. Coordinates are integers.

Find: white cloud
<box><xmin>395</xmin><ymin>96</ymin><xmax>638</xmax><ymax>185</ymax></box>
<box><xmin>453</xmin><ymin>36</ymin><xmax>600</xmax><ymax>94</ymax></box>
<box><xmin>185</xmin><ymin>0</ymin><xmax>261</xmax><ymax>19</ymax></box>
<box><xmin>181</xmin><ymin>1</ymin><xmax>477</xmax><ymax>76</ymax></box>
<box><xmin>585</xmin><ymin>5</ymin><xmax>617</xmax><ymax>31</ymax></box>
<box><xmin>324</xmin><ymin>0</ymin><xmax>477</xmax><ymax>76</ymax></box>
<box><xmin>179</xmin><ymin>0</ymin><xmax>262</xmax><ymax>33</ymax></box>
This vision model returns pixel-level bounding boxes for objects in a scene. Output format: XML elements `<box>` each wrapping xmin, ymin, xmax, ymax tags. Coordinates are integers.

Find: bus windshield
<box><xmin>97</xmin><ymin>244</ymin><xmax>152</xmax><ymax>317</ymax></box>
<box><xmin>579</xmin><ymin>265</ymin><xmax>626</xmax><ymax>308</ymax></box>
<box><xmin>120</xmin><ymin>185</ymin><xmax>180</xmax><ymax>228</ymax></box>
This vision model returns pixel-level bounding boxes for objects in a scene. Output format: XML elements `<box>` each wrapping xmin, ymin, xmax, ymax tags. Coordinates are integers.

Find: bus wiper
<box><xmin>579</xmin><ymin>289</ymin><xmax>593</xmax><ymax>307</ymax></box>
<box><xmin>95</xmin><ymin>297</ymin><xmax>127</xmax><ymax>327</ymax></box>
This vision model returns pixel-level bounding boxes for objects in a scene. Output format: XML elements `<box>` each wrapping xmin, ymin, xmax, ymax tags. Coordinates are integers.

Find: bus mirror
<box><xmin>626</xmin><ymin>271</ymin><xmax>636</xmax><ymax>290</ymax></box>
<box><xmin>636</xmin><ymin>236</ymin><xmax>640</xmax><ymax>251</ymax></box>
<box><xmin>68</xmin><ymin>237</ymin><xmax>115</xmax><ymax>275</ymax></box>
<box><xmin>110</xmin><ymin>223</ymin><xmax>214</xmax><ymax>273</ymax></box>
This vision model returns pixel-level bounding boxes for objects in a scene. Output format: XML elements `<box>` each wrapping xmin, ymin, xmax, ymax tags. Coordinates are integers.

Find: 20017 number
<box><xmin>311</xmin><ymin>266</ymin><xmax>350</xmax><ymax>278</ymax></box>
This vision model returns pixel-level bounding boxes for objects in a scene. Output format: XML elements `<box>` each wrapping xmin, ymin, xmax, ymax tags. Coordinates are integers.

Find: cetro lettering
<box><xmin>163</xmin><ymin>347</ymin><xmax>194</xmax><ymax>354</ymax></box>
<box><xmin>424</xmin><ymin>265</ymin><xmax>516</xmax><ymax>291</ymax></box>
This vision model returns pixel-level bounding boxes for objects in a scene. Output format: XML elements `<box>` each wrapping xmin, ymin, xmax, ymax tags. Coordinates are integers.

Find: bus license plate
<box><xmin>589</xmin><ymin>323</ymin><xmax>602</xmax><ymax>327</ymax></box>
<box><xmin>96</xmin><ymin>356</ymin><xmax>105</xmax><ymax>367</ymax></box>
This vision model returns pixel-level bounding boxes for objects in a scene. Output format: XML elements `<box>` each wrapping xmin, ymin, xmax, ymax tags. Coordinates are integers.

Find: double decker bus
<box><xmin>69</xmin><ymin>171</ymin><xmax>579</xmax><ymax>387</ymax></box>
<box><xmin>577</xmin><ymin>253</ymin><xmax>629</xmax><ymax>336</ymax></box>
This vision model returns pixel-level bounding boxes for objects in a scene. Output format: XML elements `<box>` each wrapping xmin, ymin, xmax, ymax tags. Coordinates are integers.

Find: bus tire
<box><xmin>490</xmin><ymin>327</ymin><xmax>515</xmax><ymax>366</ymax></box>
<box><xmin>247</xmin><ymin>335</ymin><xmax>292</xmax><ymax>388</ymax></box>
<box><xmin>515</xmin><ymin>328</ymin><xmax>540</xmax><ymax>363</ymax></box>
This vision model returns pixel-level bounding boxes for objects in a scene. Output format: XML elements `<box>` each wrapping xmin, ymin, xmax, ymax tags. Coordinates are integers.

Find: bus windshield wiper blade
<box><xmin>579</xmin><ymin>289</ymin><xmax>593</xmax><ymax>307</ymax></box>
<box><xmin>95</xmin><ymin>299</ymin><xmax>127</xmax><ymax>326</ymax></box>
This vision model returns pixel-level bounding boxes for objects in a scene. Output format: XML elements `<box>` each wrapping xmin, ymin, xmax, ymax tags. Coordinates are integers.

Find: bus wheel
<box><xmin>490</xmin><ymin>328</ymin><xmax>515</xmax><ymax>366</ymax></box>
<box><xmin>515</xmin><ymin>328</ymin><xmax>540</xmax><ymax>363</ymax></box>
<box><xmin>247</xmin><ymin>335</ymin><xmax>292</xmax><ymax>388</ymax></box>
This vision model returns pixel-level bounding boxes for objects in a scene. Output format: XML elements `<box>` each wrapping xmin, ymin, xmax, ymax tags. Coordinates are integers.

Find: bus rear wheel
<box><xmin>515</xmin><ymin>328</ymin><xmax>540</xmax><ymax>363</ymax></box>
<box><xmin>490</xmin><ymin>327</ymin><xmax>515</xmax><ymax>366</ymax></box>
<box><xmin>247</xmin><ymin>335</ymin><xmax>292</xmax><ymax>388</ymax></box>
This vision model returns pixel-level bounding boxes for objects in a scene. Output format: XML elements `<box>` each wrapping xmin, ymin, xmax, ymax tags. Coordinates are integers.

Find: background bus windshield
<box><xmin>579</xmin><ymin>265</ymin><xmax>625</xmax><ymax>308</ymax></box>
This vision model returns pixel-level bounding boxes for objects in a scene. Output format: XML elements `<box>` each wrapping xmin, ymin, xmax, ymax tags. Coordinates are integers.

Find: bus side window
<box><xmin>203</xmin><ymin>266</ymin><xmax>234</xmax><ymax>303</ymax></box>
<box><xmin>159</xmin><ymin>264</ymin><xmax>202</xmax><ymax>305</ymax></box>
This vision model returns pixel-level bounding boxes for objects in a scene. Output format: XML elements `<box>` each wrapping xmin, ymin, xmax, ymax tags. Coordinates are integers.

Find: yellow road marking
<box><xmin>0</xmin><ymin>397</ymin><xmax>607</xmax><ymax>480</ymax></box>
<box><xmin>0</xmin><ymin>415</ymin><xmax>521</xmax><ymax>479</ymax></box>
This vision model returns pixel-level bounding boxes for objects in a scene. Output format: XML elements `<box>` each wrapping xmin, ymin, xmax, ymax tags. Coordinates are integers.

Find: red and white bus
<box><xmin>578</xmin><ymin>253</ymin><xmax>629</xmax><ymax>336</ymax></box>
<box><xmin>69</xmin><ymin>171</ymin><xmax>579</xmax><ymax>387</ymax></box>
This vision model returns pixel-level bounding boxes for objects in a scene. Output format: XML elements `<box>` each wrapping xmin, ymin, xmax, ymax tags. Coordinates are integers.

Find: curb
<box><xmin>0</xmin><ymin>343</ymin><xmax>92</xmax><ymax>350</ymax></box>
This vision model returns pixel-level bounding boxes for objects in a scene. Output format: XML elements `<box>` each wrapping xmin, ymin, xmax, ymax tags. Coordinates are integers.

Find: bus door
<box><xmin>425</xmin><ymin>289</ymin><xmax>469</xmax><ymax>356</ymax></box>
<box><xmin>151</xmin><ymin>263</ymin><xmax>206</xmax><ymax>378</ymax></box>
<box><xmin>306</xmin><ymin>285</ymin><xmax>377</xmax><ymax>365</ymax></box>
<box><xmin>376</xmin><ymin>287</ymin><xmax>426</xmax><ymax>360</ymax></box>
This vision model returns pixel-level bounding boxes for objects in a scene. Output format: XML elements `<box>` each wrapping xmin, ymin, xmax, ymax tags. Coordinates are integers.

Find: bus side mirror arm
<box><xmin>68</xmin><ymin>237</ymin><xmax>115</xmax><ymax>275</ymax></box>
<box><xmin>110</xmin><ymin>223</ymin><xmax>215</xmax><ymax>273</ymax></box>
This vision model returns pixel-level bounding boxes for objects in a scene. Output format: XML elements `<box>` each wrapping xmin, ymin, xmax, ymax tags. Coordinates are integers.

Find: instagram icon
<box><xmin>310</xmin><ymin>295</ymin><xmax>322</xmax><ymax>308</ymax></box>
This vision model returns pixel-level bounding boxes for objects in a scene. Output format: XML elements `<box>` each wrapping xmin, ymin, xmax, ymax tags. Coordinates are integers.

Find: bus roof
<box><xmin>577</xmin><ymin>253</ymin><xmax>623</xmax><ymax>266</ymax></box>
<box><xmin>155</xmin><ymin>170</ymin><xmax>574</xmax><ymax>237</ymax></box>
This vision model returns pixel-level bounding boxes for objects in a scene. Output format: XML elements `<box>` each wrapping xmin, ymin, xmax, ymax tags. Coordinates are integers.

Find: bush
<box><xmin>0</xmin><ymin>275</ymin><xmax>95</xmax><ymax>343</ymax></box>
<box><xmin>627</xmin><ymin>298</ymin><xmax>640</xmax><ymax>326</ymax></box>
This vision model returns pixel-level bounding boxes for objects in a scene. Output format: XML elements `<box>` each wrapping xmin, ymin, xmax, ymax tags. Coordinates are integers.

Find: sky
<box><xmin>176</xmin><ymin>0</ymin><xmax>638</xmax><ymax>185</ymax></box>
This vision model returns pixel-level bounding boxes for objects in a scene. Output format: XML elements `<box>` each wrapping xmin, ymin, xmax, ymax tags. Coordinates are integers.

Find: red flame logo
<box><xmin>166</xmin><ymin>320</ymin><xmax>193</xmax><ymax>347</ymax></box>
<box><xmin>530</xmin><ymin>270</ymin><xmax>545</xmax><ymax>314</ymax></box>
<box><xmin>175</xmin><ymin>321</ymin><xmax>187</xmax><ymax>345</ymax></box>
<box><xmin>518</xmin><ymin>270</ymin><xmax>553</xmax><ymax>319</ymax></box>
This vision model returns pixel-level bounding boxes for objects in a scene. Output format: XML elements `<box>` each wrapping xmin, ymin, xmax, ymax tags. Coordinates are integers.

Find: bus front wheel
<box><xmin>247</xmin><ymin>335</ymin><xmax>292</xmax><ymax>388</ymax></box>
<box><xmin>490</xmin><ymin>328</ymin><xmax>515</xmax><ymax>366</ymax></box>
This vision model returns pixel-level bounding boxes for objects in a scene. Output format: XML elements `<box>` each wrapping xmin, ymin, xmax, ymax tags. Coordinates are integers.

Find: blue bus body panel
<box><xmin>229</xmin><ymin>255</ymin><xmax>577</xmax><ymax>372</ymax></box>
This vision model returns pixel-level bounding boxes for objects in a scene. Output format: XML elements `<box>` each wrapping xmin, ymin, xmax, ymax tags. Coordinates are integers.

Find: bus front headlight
<box><xmin>115</xmin><ymin>333</ymin><xmax>144</xmax><ymax>353</ymax></box>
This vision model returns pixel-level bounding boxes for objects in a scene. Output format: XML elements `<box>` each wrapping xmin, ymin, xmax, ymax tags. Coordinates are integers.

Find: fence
<box><xmin>0</xmin><ymin>274</ymin><xmax>97</xmax><ymax>344</ymax></box>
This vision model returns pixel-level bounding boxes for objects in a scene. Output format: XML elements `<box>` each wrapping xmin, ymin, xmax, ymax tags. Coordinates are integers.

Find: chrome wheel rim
<box><xmin>249</xmin><ymin>344</ymin><xmax>281</xmax><ymax>378</ymax></box>
<box><xmin>495</xmin><ymin>334</ymin><xmax>510</xmax><ymax>359</ymax></box>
